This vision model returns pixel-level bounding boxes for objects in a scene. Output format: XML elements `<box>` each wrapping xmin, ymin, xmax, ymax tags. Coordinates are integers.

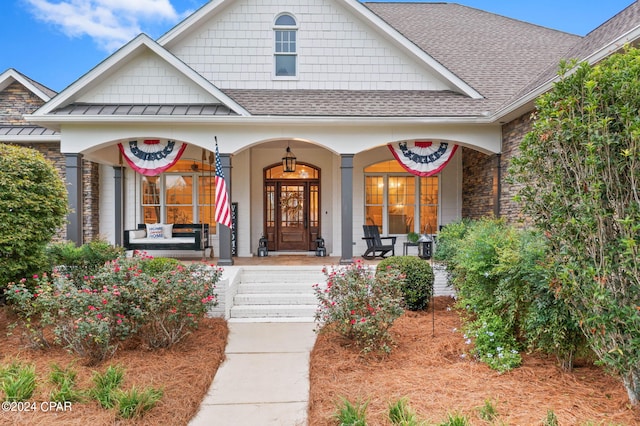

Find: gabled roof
<box><xmin>364</xmin><ymin>2</ymin><xmax>581</xmax><ymax>114</ymax></box>
<box><xmin>28</xmin><ymin>34</ymin><xmax>249</xmax><ymax>127</ymax></box>
<box><xmin>495</xmin><ymin>0</ymin><xmax>640</xmax><ymax>122</ymax></box>
<box><xmin>0</xmin><ymin>68</ymin><xmax>60</xmax><ymax>142</ymax></box>
<box><xmin>0</xmin><ymin>68</ymin><xmax>57</xmax><ymax>101</ymax></box>
<box><xmin>158</xmin><ymin>0</ymin><xmax>483</xmax><ymax>100</ymax></box>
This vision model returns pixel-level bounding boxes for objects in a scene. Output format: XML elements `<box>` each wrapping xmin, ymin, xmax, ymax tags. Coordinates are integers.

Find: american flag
<box><xmin>214</xmin><ymin>142</ymin><xmax>232</xmax><ymax>228</ymax></box>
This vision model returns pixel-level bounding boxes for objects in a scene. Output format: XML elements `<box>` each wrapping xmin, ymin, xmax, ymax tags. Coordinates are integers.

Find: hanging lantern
<box><xmin>282</xmin><ymin>145</ymin><xmax>296</xmax><ymax>173</ymax></box>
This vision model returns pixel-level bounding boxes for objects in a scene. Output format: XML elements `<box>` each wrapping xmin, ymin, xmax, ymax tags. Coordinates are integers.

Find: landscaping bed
<box><xmin>308</xmin><ymin>296</ymin><xmax>640</xmax><ymax>425</ymax></box>
<box><xmin>0</xmin><ymin>306</ymin><xmax>227</xmax><ymax>426</ymax></box>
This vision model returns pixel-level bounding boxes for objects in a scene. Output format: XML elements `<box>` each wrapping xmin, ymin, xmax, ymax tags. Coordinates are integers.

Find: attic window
<box><xmin>274</xmin><ymin>13</ymin><xmax>297</xmax><ymax>77</ymax></box>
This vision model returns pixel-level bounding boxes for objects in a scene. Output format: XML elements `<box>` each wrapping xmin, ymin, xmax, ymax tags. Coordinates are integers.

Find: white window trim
<box><xmin>273</xmin><ymin>13</ymin><xmax>299</xmax><ymax>80</ymax></box>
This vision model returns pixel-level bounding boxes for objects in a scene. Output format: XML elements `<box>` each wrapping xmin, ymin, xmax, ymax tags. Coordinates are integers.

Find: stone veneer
<box><xmin>461</xmin><ymin>147</ymin><xmax>497</xmax><ymax>219</ymax></box>
<box><xmin>0</xmin><ymin>82</ymin><xmax>43</xmax><ymax>125</ymax></box>
<box><xmin>461</xmin><ymin>111</ymin><xmax>535</xmax><ymax>225</ymax></box>
<box><xmin>499</xmin><ymin>113</ymin><xmax>534</xmax><ymax>225</ymax></box>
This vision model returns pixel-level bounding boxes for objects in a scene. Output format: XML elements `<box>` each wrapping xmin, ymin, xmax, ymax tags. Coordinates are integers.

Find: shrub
<box><xmin>46</xmin><ymin>239</ymin><xmax>124</xmax><ymax>282</ymax></box>
<box><xmin>433</xmin><ymin>219</ymin><xmax>471</xmax><ymax>266</ymax></box>
<box><xmin>0</xmin><ymin>144</ymin><xmax>68</xmax><ymax>293</ymax></box>
<box><xmin>0</xmin><ymin>361</ymin><xmax>37</xmax><ymax>402</ymax></box>
<box><xmin>444</xmin><ymin>218</ymin><xmax>585</xmax><ymax>371</ymax></box>
<box><xmin>115</xmin><ymin>386</ymin><xmax>163</xmax><ymax>419</ymax></box>
<box><xmin>389</xmin><ymin>397</ymin><xmax>424</xmax><ymax>425</ymax></box>
<box><xmin>334</xmin><ymin>397</ymin><xmax>368</xmax><ymax>426</ymax></box>
<box><xmin>377</xmin><ymin>256</ymin><xmax>434</xmax><ymax>310</ymax></box>
<box><xmin>91</xmin><ymin>255</ymin><xmax>221</xmax><ymax>348</ymax></box>
<box><xmin>464</xmin><ymin>313</ymin><xmax>522</xmax><ymax>373</ymax></box>
<box><xmin>89</xmin><ymin>365</ymin><xmax>124</xmax><ymax>409</ymax></box>
<box><xmin>5</xmin><ymin>252</ymin><xmax>221</xmax><ymax>362</ymax></box>
<box><xmin>510</xmin><ymin>47</ymin><xmax>640</xmax><ymax>405</ymax></box>
<box><xmin>314</xmin><ymin>260</ymin><xmax>404</xmax><ymax>354</ymax></box>
<box><xmin>49</xmin><ymin>364</ymin><xmax>83</xmax><ymax>403</ymax></box>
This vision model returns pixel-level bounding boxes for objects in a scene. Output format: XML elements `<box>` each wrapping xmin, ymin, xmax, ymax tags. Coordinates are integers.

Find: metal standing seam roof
<box><xmin>0</xmin><ymin>126</ymin><xmax>58</xmax><ymax>136</ymax></box>
<box><xmin>51</xmin><ymin>104</ymin><xmax>238</xmax><ymax>116</ymax></box>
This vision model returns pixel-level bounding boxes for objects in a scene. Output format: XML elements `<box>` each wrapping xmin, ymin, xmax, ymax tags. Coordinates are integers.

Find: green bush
<box><xmin>510</xmin><ymin>47</ymin><xmax>640</xmax><ymax>405</ymax></box>
<box><xmin>443</xmin><ymin>218</ymin><xmax>585</xmax><ymax>372</ymax></box>
<box><xmin>5</xmin><ymin>253</ymin><xmax>221</xmax><ymax>363</ymax></box>
<box><xmin>334</xmin><ymin>397</ymin><xmax>368</xmax><ymax>426</ymax></box>
<box><xmin>0</xmin><ymin>361</ymin><xmax>37</xmax><ymax>402</ymax></box>
<box><xmin>377</xmin><ymin>256</ymin><xmax>434</xmax><ymax>311</ymax></box>
<box><xmin>115</xmin><ymin>386</ymin><xmax>163</xmax><ymax>419</ymax></box>
<box><xmin>314</xmin><ymin>260</ymin><xmax>404</xmax><ymax>354</ymax></box>
<box><xmin>464</xmin><ymin>312</ymin><xmax>522</xmax><ymax>373</ymax></box>
<box><xmin>46</xmin><ymin>239</ymin><xmax>124</xmax><ymax>282</ymax></box>
<box><xmin>0</xmin><ymin>144</ymin><xmax>68</xmax><ymax>293</ymax></box>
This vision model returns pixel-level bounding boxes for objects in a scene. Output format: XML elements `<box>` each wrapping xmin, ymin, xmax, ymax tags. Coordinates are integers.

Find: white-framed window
<box><xmin>274</xmin><ymin>13</ymin><xmax>297</xmax><ymax>77</ymax></box>
<box><xmin>140</xmin><ymin>159</ymin><xmax>217</xmax><ymax>234</ymax></box>
<box><xmin>365</xmin><ymin>160</ymin><xmax>439</xmax><ymax>235</ymax></box>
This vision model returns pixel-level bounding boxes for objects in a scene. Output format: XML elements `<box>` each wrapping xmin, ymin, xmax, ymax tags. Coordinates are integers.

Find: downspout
<box><xmin>493</xmin><ymin>153</ymin><xmax>502</xmax><ymax>218</ymax></box>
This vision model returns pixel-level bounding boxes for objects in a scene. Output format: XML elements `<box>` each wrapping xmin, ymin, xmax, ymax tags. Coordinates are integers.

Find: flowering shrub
<box><xmin>91</xmin><ymin>255</ymin><xmax>222</xmax><ymax>348</ymax></box>
<box><xmin>314</xmin><ymin>260</ymin><xmax>404</xmax><ymax>354</ymax></box>
<box><xmin>5</xmin><ymin>252</ymin><xmax>221</xmax><ymax>363</ymax></box>
<box><xmin>464</xmin><ymin>313</ymin><xmax>522</xmax><ymax>373</ymax></box>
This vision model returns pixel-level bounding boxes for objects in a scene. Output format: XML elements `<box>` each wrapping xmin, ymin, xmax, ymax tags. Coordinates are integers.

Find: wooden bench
<box><xmin>123</xmin><ymin>224</ymin><xmax>211</xmax><ymax>255</ymax></box>
<box><xmin>362</xmin><ymin>225</ymin><xmax>396</xmax><ymax>259</ymax></box>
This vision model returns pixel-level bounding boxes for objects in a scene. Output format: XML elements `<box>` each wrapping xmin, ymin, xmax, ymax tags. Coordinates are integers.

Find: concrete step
<box><xmin>239</xmin><ymin>269</ymin><xmax>326</xmax><ymax>284</ymax></box>
<box><xmin>230</xmin><ymin>304</ymin><xmax>318</xmax><ymax>319</ymax></box>
<box><xmin>234</xmin><ymin>293</ymin><xmax>318</xmax><ymax>305</ymax></box>
<box><xmin>236</xmin><ymin>282</ymin><xmax>318</xmax><ymax>294</ymax></box>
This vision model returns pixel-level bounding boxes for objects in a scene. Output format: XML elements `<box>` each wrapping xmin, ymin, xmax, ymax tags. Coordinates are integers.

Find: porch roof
<box><xmin>0</xmin><ymin>125</ymin><xmax>58</xmax><ymax>136</ymax></box>
<box><xmin>50</xmin><ymin>103</ymin><xmax>238</xmax><ymax>116</ymax></box>
<box><xmin>222</xmin><ymin>89</ymin><xmax>490</xmax><ymax>117</ymax></box>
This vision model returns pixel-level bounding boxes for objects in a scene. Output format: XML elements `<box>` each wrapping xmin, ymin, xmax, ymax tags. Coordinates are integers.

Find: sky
<box><xmin>1</xmin><ymin>0</ymin><xmax>636</xmax><ymax>93</ymax></box>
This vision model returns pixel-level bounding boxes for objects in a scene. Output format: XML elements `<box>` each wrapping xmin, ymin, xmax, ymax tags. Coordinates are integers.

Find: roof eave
<box><xmin>24</xmin><ymin>113</ymin><xmax>495</xmax><ymax>129</ymax></box>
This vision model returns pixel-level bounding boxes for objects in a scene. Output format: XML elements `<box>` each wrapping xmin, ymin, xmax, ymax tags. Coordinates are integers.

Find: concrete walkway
<box><xmin>189</xmin><ymin>322</ymin><xmax>317</xmax><ymax>426</ymax></box>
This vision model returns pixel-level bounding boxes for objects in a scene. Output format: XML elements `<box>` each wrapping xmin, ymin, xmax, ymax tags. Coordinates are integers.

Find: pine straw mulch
<box><xmin>308</xmin><ymin>296</ymin><xmax>640</xmax><ymax>425</ymax></box>
<box><xmin>0</xmin><ymin>307</ymin><xmax>228</xmax><ymax>426</ymax></box>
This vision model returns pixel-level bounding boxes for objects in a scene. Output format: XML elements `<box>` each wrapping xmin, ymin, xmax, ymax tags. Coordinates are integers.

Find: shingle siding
<box><xmin>169</xmin><ymin>0</ymin><xmax>450</xmax><ymax>91</ymax></box>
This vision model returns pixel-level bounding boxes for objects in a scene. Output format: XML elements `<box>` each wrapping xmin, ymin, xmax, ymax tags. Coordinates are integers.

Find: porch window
<box><xmin>365</xmin><ymin>160</ymin><xmax>439</xmax><ymax>235</ymax></box>
<box><xmin>274</xmin><ymin>13</ymin><xmax>297</xmax><ymax>77</ymax></box>
<box><xmin>140</xmin><ymin>159</ymin><xmax>217</xmax><ymax>233</ymax></box>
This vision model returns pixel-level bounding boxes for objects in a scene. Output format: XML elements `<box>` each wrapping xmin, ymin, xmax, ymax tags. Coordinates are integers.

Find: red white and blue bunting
<box><xmin>387</xmin><ymin>141</ymin><xmax>458</xmax><ymax>177</ymax></box>
<box><xmin>118</xmin><ymin>139</ymin><xmax>187</xmax><ymax>176</ymax></box>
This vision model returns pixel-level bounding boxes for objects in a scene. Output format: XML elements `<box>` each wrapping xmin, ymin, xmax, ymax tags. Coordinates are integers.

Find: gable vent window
<box><xmin>274</xmin><ymin>14</ymin><xmax>297</xmax><ymax>77</ymax></box>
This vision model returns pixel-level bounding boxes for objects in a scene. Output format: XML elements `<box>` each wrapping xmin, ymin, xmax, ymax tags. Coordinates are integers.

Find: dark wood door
<box><xmin>278</xmin><ymin>183</ymin><xmax>308</xmax><ymax>250</ymax></box>
<box><xmin>264</xmin><ymin>180</ymin><xmax>320</xmax><ymax>251</ymax></box>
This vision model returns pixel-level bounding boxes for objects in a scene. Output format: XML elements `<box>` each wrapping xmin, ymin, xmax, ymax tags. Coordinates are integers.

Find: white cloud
<box><xmin>24</xmin><ymin>0</ymin><xmax>188</xmax><ymax>52</ymax></box>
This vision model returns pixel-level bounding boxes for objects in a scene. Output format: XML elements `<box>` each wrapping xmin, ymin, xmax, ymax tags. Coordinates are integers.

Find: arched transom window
<box><xmin>274</xmin><ymin>13</ymin><xmax>297</xmax><ymax>77</ymax></box>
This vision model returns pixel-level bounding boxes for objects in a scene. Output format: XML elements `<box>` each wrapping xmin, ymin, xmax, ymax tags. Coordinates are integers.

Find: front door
<box><xmin>278</xmin><ymin>183</ymin><xmax>308</xmax><ymax>251</ymax></box>
<box><xmin>264</xmin><ymin>163</ymin><xmax>320</xmax><ymax>251</ymax></box>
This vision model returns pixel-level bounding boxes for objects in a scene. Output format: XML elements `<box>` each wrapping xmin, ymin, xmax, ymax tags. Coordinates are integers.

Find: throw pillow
<box><xmin>162</xmin><ymin>223</ymin><xmax>174</xmax><ymax>239</ymax></box>
<box><xmin>146</xmin><ymin>223</ymin><xmax>164</xmax><ymax>239</ymax></box>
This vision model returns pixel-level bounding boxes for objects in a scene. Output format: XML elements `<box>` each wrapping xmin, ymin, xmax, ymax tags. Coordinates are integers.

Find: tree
<box><xmin>510</xmin><ymin>47</ymin><xmax>640</xmax><ymax>404</ymax></box>
<box><xmin>0</xmin><ymin>144</ymin><xmax>69</xmax><ymax>290</ymax></box>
